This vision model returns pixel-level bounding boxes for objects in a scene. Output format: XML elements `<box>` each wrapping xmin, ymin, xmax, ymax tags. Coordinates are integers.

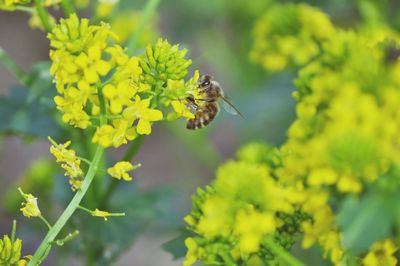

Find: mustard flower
<box><xmin>49</xmin><ymin>137</ymin><xmax>84</xmax><ymax>191</ymax></box>
<box><xmin>0</xmin><ymin>226</ymin><xmax>30</xmax><ymax>266</ymax></box>
<box><xmin>107</xmin><ymin>161</ymin><xmax>141</xmax><ymax>181</ymax></box>
<box><xmin>92</xmin><ymin>119</ymin><xmax>137</xmax><ymax>148</ymax></box>
<box><xmin>250</xmin><ymin>3</ymin><xmax>335</xmax><ymax>72</ymax></box>
<box><xmin>123</xmin><ymin>96</ymin><xmax>163</xmax><ymax>135</ymax></box>
<box><xmin>362</xmin><ymin>239</ymin><xmax>398</xmax><ymax>266</ymax></box>
<box><xmin>18</xmin><ymin>188</ymin><xmax>41</xmax><ymax>218</ymax></box>
<box><xmin>183</xmin><ymin>156</ymin><xmax>306</xmax><ymax>265</ymax></box>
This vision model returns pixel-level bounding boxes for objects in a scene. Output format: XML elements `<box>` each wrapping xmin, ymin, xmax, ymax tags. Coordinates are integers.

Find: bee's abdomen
<box><xmin>187</xmin><ymin>102</ymin><xmax>219</xmax><ymax>130</ymax></box>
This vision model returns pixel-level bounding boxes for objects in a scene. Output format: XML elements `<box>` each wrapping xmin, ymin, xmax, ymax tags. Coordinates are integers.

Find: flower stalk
<box><xmin>127</xmin><ymin>0</ymin><xmax>160</xmax><ymax>54</ymax></box>
<box><xmin>27</xmin><ymin>87</ymin><xmax>107</xmax><ymax>266</ymax></box>
<box><xmin>33</xmin><ymin>0</ymin><xmax>53</xmax><ymax>32</ymax></box>
<box><xmin>60</xmin><ymin>0</ymin><xmax>75</xmax><ymax>17</ymax></box>
<box><xmin>263</xmin><ymin>236</ymin><xmax>306</xmax><ymax>266</ymax></box>
<box><xmin>0</xmin><ymin>47</ymin><xmax>29</xmax><ymax>86</ymax></box>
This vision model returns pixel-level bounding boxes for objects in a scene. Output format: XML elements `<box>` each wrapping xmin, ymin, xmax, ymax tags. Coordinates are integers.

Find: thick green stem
<box><xmin>263</xmin><ymin>236</ymin><xmax>306</xmax><ymax>266</ymax></box>
<box><xmin>126</xmin><ymin>0</ymin><xmax>160</xmax><ymax>54</ymax></box>
<box><xmin>60</xmin><ymin>0</ymin><xmax>75</xmax><ymax>17</ymax></box>
<box><xmin>34</xmin><ymin>0</ymin><xmax>53</xmax><ymax>33</ymax></box>
<box><xmin>28</xmin><ymin>88</ymin><xmax>108</xmax><ymax>266</ymax></box>
<box><xmin>0</xmin><ymin>47</ymin><xmax>30</xmax><ymax>86</ymax></box>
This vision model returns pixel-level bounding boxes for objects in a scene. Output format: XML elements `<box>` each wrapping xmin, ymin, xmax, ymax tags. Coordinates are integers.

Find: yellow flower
<box><xmin>362</xmin><ymin>239</ymin><xmax>398</xmax><ymax>266</ymax></box>
<box><xmin>123</xmin><ymin>96</ymin><xmax>163</xmax><ymax>135</ymax></box>
<box><xmin>0</xmin><ymin>223</ymin><xmax>30</xmax><ymax>265</ymax></box>
<box><xmin>18</xmin><ymin>188</ymin><xmax>41</xmax><ymax>218</ymax></box>
<box><xmin>92</xmin><ymin>119</ymin><xmax>137</xmax><ymax>148</ymax></box>
<box><xmin>91</xmin><ymin>208</ymin><xmax>112</xmax><ymax>221</ymax></box>
<box><xmin>234</xmin><ymin>208</ymin><xmax>275</xmax><ymax>254</ymax></box>
<box><xmin>250</xmin><ymin>3</ymin><xmax>335</xmax><ymax>72</ymax></box>
<box><xmin>96</xmin><ymin>0</ymin><xmax>118</xmax><ymax>17</ymax></box>
<box><xmin>103</xmin><ymin>80</ymin><xmax>136</xmax><ymax>114</ymax></box>
<box><xmin>183</xmin><ymin>238</ymin><xmax>200</xmax><ymax>266</ymax></box>
<box><xmin>107</xmin><ymin>161</ymin><xmax>140</xmax><ymax>181</ymax></box>
<box><xmin>49</xmin><ymin>137</ymin><xmax>84</xmax><ymax>191</ymax></box>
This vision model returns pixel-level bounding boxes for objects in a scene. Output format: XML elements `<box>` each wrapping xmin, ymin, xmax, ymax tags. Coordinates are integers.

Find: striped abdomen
<box><xmin>186</xmin><ymin>102</ymin><xmax>219</xmax><ymax>130</ymax></box>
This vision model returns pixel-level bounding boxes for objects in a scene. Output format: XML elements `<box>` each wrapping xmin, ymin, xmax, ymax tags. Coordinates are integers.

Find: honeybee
<box><xmin>186</xmin><ymin>75</ymin><xmax>242</xmax><ymax>130</ymax></box>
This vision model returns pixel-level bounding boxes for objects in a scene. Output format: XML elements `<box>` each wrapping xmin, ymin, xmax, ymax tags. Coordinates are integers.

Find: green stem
<box><xmin>99</xmin><ymin>136</ymin><xmax>143</xmax><ymax>208</ymax></box>
<box><xmin>39</xmin><ymin>215</ymin><xmax>52</xmax><ymax>230</ymax></box>
<box><xmin>15</xmin><ymin>5</ymin><xmax>35</xmax><ymax>13</ymax></box>
<box><xmin>126</xmin><ymin>0</ymin><xmax>160</xmax><ymax>54</ymax></box>
<box><xmin>60</xmin><ymin>0</ymin><xmax>75</xmax><ymax>17</ymax></box>
<box><xmin>27</xmin><ymin>88</ymin><xmax>108</xmax><ymax>266</ymax></box>
<box><xmin>11</xmin><ymin>220</ymin><xmax>16</xmax><ymax>242</ymax></box>
<box><xmin>52</xmin><ymin>230</ymin><xmax>79</xmax><ymax>246</ymax></box>
<box><xmin>263</xmin><ymin>236</ymin><xmax>306</xmax><ymax>266</ymax></box>
<box><xmin>0</xmin><ymin>47</ymin><xmax>30</xmax><ymax>86</ymax></box>
<box><xmin>34</xmin><ymin>0</ymin><xmax>53</xmax><ymax>33</ymax></box>
<box><xmin>77</xmin><ymin>156</ymin><xmax>92</xmax><ymax>165</ymax></box>
<box><xmin>27</xmin><ymin>145</ymin><xmax>104</xmax><ymax>266</ymax></box>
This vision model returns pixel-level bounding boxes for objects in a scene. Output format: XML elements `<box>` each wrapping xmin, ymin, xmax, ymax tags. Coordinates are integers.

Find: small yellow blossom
<box><xmin>92</xmin><ymin>119</ymin><xmax>137</xmax><ymax>148</ymax></box>
<box><xmin>91</xmin><ymin>208</ymin><xmax>112</xmax><ymax>221</ymax></box>
<box><xmin>107</xmin><ymin>161</ymin><xmax>140</xmax><ymax>181</ymax></box>
<box><xmin>18</xmin><ymin>188</ymin><xmax>41</xmax><ymax>218</ymax></box>
<box><xmin>123</xmin><ymin>96</ymin><xmax>163</xmax><ymax>135</ymax></box>
<box><xmin>362</xmin><ymin>239</ymin><xmax>398</xmax><ymax>266</ymax></box>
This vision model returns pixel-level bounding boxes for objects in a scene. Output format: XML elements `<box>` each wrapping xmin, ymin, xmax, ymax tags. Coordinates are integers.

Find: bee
<box><xmin>186</xmin><ymin>75</ymin><xmax>242</xmax><ymax>130</ymax></box>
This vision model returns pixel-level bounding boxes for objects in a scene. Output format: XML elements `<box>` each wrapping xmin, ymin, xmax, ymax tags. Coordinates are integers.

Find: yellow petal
<box><xmin>147</xmin><ymin>109</ymin><xmax>163</xmax><ymax>121</ymax></box>
<box><xmin>137</xmin><ymin>119</ymin><xmax>151</xmax><ymax>135</ymax></box>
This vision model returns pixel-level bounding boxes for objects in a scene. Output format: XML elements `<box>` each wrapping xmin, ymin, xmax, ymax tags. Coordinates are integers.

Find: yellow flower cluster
<box><xmin>0</xmin><ymin>0</ymin><xmax>30</xmax><ymax>10</ymax></box>
<box><xmin>0</xmin><ymin>235</ymin><xmax>29</xmax><ymax>266</ymax></box>
<box><xmin>49</xmin><ymin>138</ymin><xmax>84</xmax><ymax>190</ymax></box>
<box><xmin>49</xmin><ymin>15</ymin><xmax>198</xmax><ymax>148</ymax></box>
<box><xmin>250</xmin><ymin>3</ymin><xmax>334</xmax><ymax>72</ymax></box>
<box><xmin>186</xmin><ymin>3</ymin><xmax>400</xmax><ymax>266</ymax></box>
<box><xmin>278</xmin><ymin>28</ymin><xmax>400</xmax><ymax>263</ymax></box>
<box><xmin>183</xmin><ymin>145</ymin><xmax>306</xmax><ymax>265</ymax></box>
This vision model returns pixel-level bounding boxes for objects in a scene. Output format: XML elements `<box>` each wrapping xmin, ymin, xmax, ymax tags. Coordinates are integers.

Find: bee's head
<box><xmin>198</xmin><ymin>74</ymin><xmax>213</xmax><ymax>88</ymax></box>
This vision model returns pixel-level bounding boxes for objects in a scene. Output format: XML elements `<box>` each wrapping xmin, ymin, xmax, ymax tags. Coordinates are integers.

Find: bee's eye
<box><xmin>202</xmin><ymin>80</ymin><xmax>210</xmax><ymax>87</ymax></box>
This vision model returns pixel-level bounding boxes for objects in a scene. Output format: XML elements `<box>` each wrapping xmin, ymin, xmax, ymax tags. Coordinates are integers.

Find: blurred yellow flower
<box><xmin>107</xmin><ymin>161</ymin><xmax>140</xmax><ymax>181</ymax></box>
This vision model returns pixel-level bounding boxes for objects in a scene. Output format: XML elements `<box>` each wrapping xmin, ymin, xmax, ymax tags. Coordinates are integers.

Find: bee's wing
<box><xmin>220</xmin><ymin>96</ymin><xmax>243</xmax><ymax>117</ymax></box>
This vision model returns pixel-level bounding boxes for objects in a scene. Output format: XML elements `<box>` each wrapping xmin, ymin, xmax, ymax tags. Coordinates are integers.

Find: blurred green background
<box><xmin>1</xmin><ymin>0</ymin><xmax>400</xmax><ymax>265</ymax></box>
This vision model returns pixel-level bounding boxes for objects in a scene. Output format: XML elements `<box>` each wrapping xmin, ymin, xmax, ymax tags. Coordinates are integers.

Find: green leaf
<box><xmin>337</xmin><ymin>192</ymin><xmax>396</xmax><ymax>253</ymax></box>
<box><xmin>0</xmin><ymin>61</ymin><xmax>60</xmax><ymax>138</ymax></box>
<box><xmin>162</xmin><ymin>228</ymin><xmax>192</xmax><ymax>260</ymax></box>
